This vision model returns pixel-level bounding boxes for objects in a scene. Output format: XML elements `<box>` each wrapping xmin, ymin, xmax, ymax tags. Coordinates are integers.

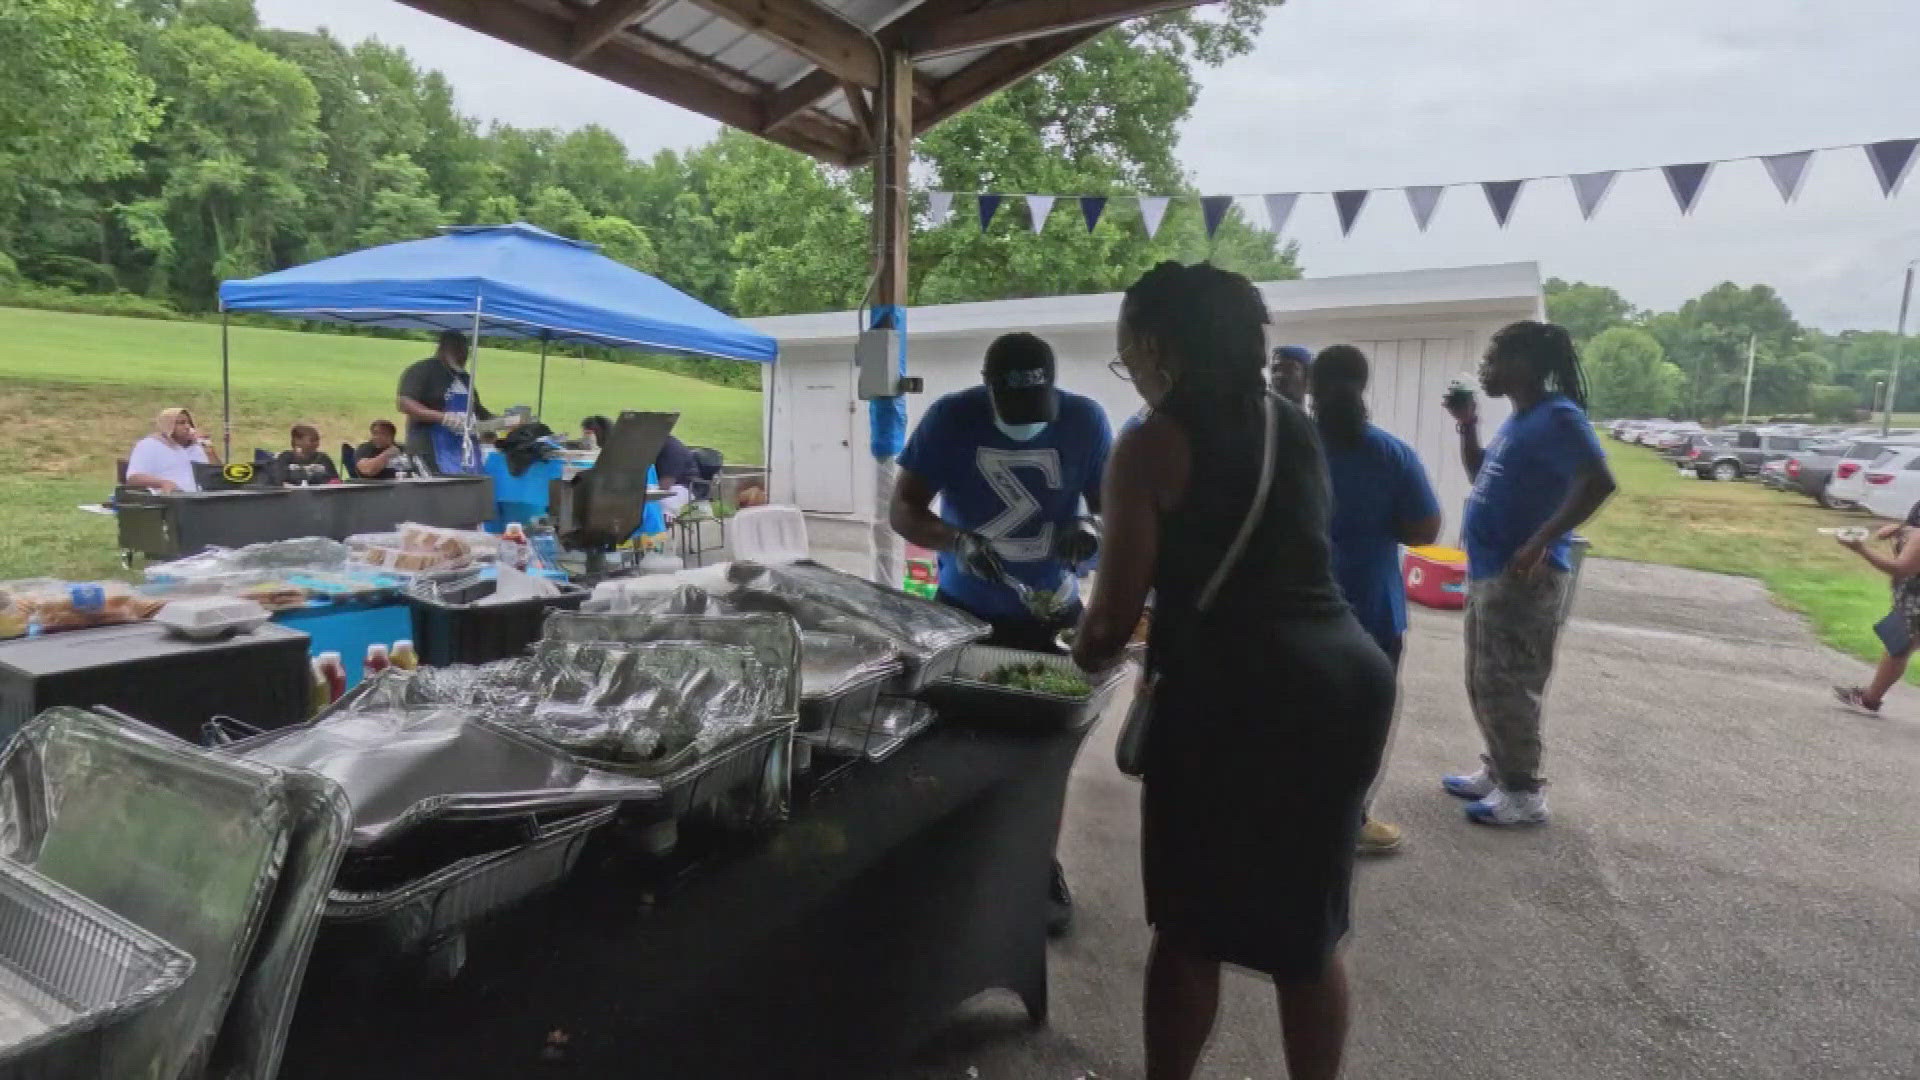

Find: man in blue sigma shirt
<box><xmin>1441</xmin><ymin>320</ymin><xmax>1616</xmax><ymax>828</ymax></box>
<box><xmin>890</xmin><ymin>331</ymin><xmax>1110</xmax><ymax>933</ymax></box>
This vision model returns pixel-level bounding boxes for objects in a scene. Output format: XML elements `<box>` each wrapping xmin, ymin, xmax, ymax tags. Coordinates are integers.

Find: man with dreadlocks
<box><xmin>1441</xmin><ymin>319</ymin><xmax>1616</xmax><ymax>826</ymax></box>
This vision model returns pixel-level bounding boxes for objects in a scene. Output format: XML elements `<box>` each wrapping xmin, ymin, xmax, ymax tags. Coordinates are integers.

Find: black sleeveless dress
<box><xmin>1142</xmin><ymin>392</ymin><xmax>1394</xmax><ymax>979</ymax></box>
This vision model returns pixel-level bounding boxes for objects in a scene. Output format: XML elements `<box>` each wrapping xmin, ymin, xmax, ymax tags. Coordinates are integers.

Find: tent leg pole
<box><xmin>466</xmin><ymin>303</ymin><xmax>482</xmax><ymax>469</ymax></box>
<box><xmin>220</xmin><ymin>311</ymin><xmax>232</xmax><ymax>462</ymax></box>
<box><xmin>537</xmin><ymin>337</ymin><xmax>548</xmax><ymax>418</ymax></box>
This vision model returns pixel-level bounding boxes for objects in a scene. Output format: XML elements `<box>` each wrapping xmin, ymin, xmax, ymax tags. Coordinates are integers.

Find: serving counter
<box><xmin>116</xmin><ymin>477</ymin><xmax>495</xmax><ymax>560</ymax></box>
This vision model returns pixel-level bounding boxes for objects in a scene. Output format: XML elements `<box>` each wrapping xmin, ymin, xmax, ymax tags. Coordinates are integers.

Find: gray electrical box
<box><xmin>856</xmin><ymin>328</ymin><xmax>903</xmax><ymax>400</ymax></box>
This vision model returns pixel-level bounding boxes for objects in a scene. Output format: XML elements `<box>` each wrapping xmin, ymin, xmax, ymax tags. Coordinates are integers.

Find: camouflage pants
<box><xmin>1464</xmin><ymin>570</ymin><xmax>1571</xmax><ymax>793</ymax></box>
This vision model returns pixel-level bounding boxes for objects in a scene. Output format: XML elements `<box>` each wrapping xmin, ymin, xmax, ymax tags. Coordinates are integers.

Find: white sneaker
<box><xmin>1465</xmin><ymin>787</ymin><xmax>1549</xmax><ymax>827</ymax></box>
<box><xmin>1442</xmin><ymin>765</ymin><xmax>1496</xmax><ymax>800</ymax></box>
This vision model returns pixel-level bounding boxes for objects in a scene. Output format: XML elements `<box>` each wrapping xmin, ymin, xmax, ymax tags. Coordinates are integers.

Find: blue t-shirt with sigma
<box><xmin>1324</xmin><ymin>424</ymin><xmax>1440</xmax><ymax>651</ymax></box>
<box><xmin>1462</xmin><ymin>394</ymin><xmax>1605</xmax><ymax>580</ymax></box>
<box><xmin>898</xmin><ymin>385</ymin><xmax>1111</xmax><ymax>620</ymax></box>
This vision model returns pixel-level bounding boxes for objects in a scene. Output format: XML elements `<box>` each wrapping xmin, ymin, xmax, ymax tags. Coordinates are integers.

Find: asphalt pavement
<box><xmin>882</xmin><ymin>558</ymin><xmax>1920</xmax><ymax>1080</ymax></box>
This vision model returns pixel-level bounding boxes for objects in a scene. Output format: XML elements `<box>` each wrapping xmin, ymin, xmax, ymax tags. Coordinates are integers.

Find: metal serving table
<box><xmin>115</xmin><ymin>477</ymin><xmax>495</xmax><ymax>560</ymax></box>
<box><xmin>280</xmin><ymin>706</ymin><xmax>1103</xmax><ymax>1079</ymax></box>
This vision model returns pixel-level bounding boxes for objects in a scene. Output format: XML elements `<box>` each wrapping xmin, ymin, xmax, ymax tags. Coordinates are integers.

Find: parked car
<box><xmin>1826</xmin><ymin>437</ymin><xmax>1920</xmax><ymax>510</ymax></box>
<box><xmin>1861</xmin><ymin>446</ymin><xmax>1920</xmax><ymax>520</ymax></box>
<box><xmin>1651</xmin><ymin>422</ymin><xmax>1706</xmax><ymax>451</ymax></box>
<box><xmin>1666</xmin><ymin>433</ymin><xmax>1729</xmax><ymax>467</ymax></box>
<box><xmin>1687</xmin><ymin>432</ymin><xmax>1813</xmax><ymax>481</ymax></box>
<box><xmin>1759</xmin><ymin>458</ymin><xmax>1791</xmax><ymax>489</ymax></box>
<box><xmin>1780</xmin><ymin>439</ymin><xmax>1860</xmax><ymax>506</ymax></box>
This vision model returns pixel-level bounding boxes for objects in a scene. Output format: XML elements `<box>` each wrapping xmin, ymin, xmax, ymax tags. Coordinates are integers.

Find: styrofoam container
<box><xmin>153</xmin><ymin>597</ymin><xmax>271</xmax><ymax>640</ymax></box>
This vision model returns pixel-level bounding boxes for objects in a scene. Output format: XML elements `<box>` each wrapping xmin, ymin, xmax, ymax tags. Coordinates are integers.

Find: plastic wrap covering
<box><xmin>207</xmin><ymin>766</ymin><xmax>351</xmax><ymax>1080</ymax></box>
<box><xmin>0</xmin><ymin>580</ymin><xmax>161</xmax><ymax>638</ymax></box>
<box><xmin>542</xmin><ymin>612</ymin><xmax>803</xmax><ymax>724</ymax></box>
<box><xmin>144</xmin><ymin>538</ymin><xmax>352</xmax><ymax>583</ymax></box>
<box><xmin>724</xmin><ymin>561</ymin><xmax>987</xmax><ymax>674</ymax></box>
<box><xmin>238</xmin><ymin>699</ymin><xmax>665</xmax><ymax>850</ymax></box>
<box><xmin>0</xmin><ymin>708</ymin><xmax>290</xmax><ymax>1080</ymax></box>
<box><xmin>798</xmin><ymin>632</ymin><xmax>902</xmax><ymax>701</ymax></box>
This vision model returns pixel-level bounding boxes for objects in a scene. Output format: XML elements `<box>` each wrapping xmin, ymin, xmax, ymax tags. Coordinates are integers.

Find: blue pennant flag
<box><xmin>978</xmin><ymin>194</ymin><xmax>1003</xmax><ymax>232</ymax></box>
<box><xmin>1080</xmin><ymin>196</ymin><xmax>1108</xmax><ymax>232</ymax></box>
<box><xmin>1333</xmin><ymin>190</ymin><xmax>1369</xmax><ymax>236</ymax></box>
<box><xmin>1200</xmin><ymin>195</ymin><xmax>1234</xmax><ymax>238</ymax></box>
<box><xmin>1481</xmin><ymin>179</ymin><xmax>1525</xmax><ymax>227</ymax></box>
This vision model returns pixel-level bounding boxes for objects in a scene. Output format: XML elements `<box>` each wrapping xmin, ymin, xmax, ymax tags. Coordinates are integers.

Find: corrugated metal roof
<box><xmin>395</xmin><ymin>0</ymin><xmax>1219</xmax><ymax>164</ymax></box>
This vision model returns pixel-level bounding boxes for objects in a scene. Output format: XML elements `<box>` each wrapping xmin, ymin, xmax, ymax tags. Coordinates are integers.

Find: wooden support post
<box><xmin>868</xmin><ymin>47</ymin><xmax>913</xmax><ymax>586</ymax></box>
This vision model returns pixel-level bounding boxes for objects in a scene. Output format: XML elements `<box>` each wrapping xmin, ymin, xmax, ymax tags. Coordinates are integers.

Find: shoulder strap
<box><xmin>1195</xmin><ymin>391</ymin><xmax>1280</xmax><ymax>614</ymax></box>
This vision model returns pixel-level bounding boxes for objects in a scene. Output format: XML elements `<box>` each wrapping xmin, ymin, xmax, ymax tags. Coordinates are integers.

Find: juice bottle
<box><xmin>389</xmin><ymin>639</ymin><xmax>419</xmax><ymax>670</ymax></box>
<box><xmin>308</xmin><ymin>659</ymin><xmax>332</xmax><ymax>716</ymax></box>
<box><xmin>364</xmin><ymin>643</ymin><xmax>391</xmax><ymax>676</ymax></box>
<box><xmin>316</xmin><ymin>650</ymin><xmax>347</xmax><ymax>701</ymax></box>
<box><xmin>501</xmin><ymin>523</ymin><xmax>531</xmax><ymax>570</ymax></box>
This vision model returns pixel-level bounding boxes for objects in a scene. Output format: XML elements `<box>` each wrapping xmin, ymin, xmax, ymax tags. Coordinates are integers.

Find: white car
<box><xmin>1828</xmin><ymin>438</ymin><xmax>1920</xmax><ymax>511</ymax></box>
<box><xmin>1860</xmin><ymin>446</ymin><xmax>1920</xmax><ymax>520</ymax></box>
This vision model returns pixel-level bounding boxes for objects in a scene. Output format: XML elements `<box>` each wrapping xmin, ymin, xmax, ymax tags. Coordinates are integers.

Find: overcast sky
<box><xmin>257</xmin><ymin>0</ymin><xmax>1920</xmax><ymax>331</ymax></box>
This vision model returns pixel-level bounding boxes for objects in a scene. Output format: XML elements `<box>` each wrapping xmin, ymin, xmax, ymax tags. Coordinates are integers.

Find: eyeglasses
<box><xmin>1108</xmin><ymin>357</ymin><xmax>1133</xmax><ymax>382</ymax></box>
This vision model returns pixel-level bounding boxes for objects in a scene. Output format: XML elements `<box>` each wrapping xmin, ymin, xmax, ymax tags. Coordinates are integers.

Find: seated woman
<box><xmin>126</xmin><ymin>407</ymin><xmax>220</xmax><ymax>493</ymax></box>
<box><xmin>274</xmin><ymin>423</ymin><xmax>340</xmax><ymax>485</ymax></box>
<box><xmin>356</xmin><ymin>419</ymin><xmax>424</xmax><ymax>479</ymax></box>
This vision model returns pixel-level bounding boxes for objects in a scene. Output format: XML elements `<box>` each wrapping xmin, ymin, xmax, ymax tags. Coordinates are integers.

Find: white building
<box><xmin>750</xmin><ymin>262</ymin><xmax>1541</xmax><ymax>574</ymax></box>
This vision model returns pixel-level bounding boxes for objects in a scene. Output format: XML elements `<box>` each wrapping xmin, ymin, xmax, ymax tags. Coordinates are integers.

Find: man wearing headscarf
<box><xmin>125</xmin><ymin>408</ymin><xmax>220</xmax><ymax>493</ymax></box>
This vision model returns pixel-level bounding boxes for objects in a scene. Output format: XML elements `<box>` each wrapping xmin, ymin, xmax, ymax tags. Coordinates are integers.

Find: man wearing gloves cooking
<box><xmin>396</xmin><ymin>330</ymin><xmax>492</xmax><ymax>474</ymax></box>
<box><xmin>890</xmin><ymin>331</ymin><xmax>1109</xmax><ymax>934</ymax></box>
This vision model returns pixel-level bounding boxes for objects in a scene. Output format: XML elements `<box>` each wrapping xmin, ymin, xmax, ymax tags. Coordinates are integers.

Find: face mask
<box><xmin>994</xmin><ymin>419</ymin><xmax>1049</xmax><ymax>442</ymax></box>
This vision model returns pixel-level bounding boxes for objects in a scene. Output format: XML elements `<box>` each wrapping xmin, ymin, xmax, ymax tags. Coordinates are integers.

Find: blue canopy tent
<box><xmin>215</xmin><ymin>222</ymin><xmax>778</xmax><ymax>458</ymax></box>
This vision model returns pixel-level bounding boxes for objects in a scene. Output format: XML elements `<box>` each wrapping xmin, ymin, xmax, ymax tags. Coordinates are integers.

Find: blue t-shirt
<box><xmin>1462</xmin><ymin>394</ymin><xmax>1605</xmax><ymax>580</ymax></box>
<box><xmin>898</xmin><ymin>385</ymin><xmax>1112</xmax><ymax>619</ymax></box>
<box><xmin>1324</xmin><ymin>424</ymin><xmax>1440</xmax><ymax>651</ymax></box>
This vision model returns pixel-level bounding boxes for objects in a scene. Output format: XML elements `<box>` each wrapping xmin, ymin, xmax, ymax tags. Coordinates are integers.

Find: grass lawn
<box><xmin>0</xmin><ymin>306</ymin><xmax>764</xmax><ymax>582</ymax></box>
<box><xmin>1583</xmin><ymin>438</ymin><xmax>1905</xmax><ymax>680</ymax></box>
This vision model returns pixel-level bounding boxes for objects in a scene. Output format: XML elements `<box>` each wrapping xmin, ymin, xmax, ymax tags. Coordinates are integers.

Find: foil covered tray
<box><xmin>0</xmin><ymin>708</ymin><xmax>290</xmax><ymax>1080</ymax></box>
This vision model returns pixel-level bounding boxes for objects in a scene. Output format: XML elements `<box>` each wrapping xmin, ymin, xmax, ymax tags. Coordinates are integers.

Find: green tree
<box><xmin>355</xmin><ymin>153</ymin><xmax>444</xmax><ymax>247</ymax></box>
<box><xmin>0</xmin><ymin>0</ymin><xmax>159</xmax><ymax>193</ymax></box>
<box><xmin>1544</xmin><ymin>278</ymin><xmax>1635</xmax><ymax>345</ymax></box>
<box><xmin>1585</xmin><ymin>326</ymin><xmax>1681</xmax><ymax>417</ymax></box>
<box><xmin>577</xmin><ymin>214</ymin><xmax>657</xmax><ymax>273</ymax></box>
<box><xmin>1647</xmin><ymin>282</ymin><xmax>1804</xmax><ymax>415</ymax></box>
<box><xmin>1808</xmin><ymin>384</ymin><xmax>1862</xmax><ymax>422</ymax></box>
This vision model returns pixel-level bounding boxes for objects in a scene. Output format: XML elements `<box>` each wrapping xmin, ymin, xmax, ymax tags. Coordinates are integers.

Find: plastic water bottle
<box><xmin>501</xmin><ymin>523</ymin><xmax>532</xmax><ymax>571</ymax></box>
<box><xmin>529</xmin><ymin>524</ymin><xmax>562</xmax><ymax>572</ymax></box>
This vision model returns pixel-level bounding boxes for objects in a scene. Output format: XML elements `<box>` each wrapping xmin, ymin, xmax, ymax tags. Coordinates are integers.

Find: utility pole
<box><xmin>1740</xmin><ymin>333</ymin><xmax>1756</xmax><ymax>425</ymax></box>
<box><xmin>1885</xmin><ymin>262</ymin><xmax>1916</xmax><ymax>436</ymax></box>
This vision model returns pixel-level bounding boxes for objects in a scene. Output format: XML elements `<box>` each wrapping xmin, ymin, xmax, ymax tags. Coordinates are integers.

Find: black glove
<box><xmin>1053</xmin><ymin>516</ymin><xmax>1101</xmax><ymax>568</ymax></box>
<box><xmin>952</xmin><ymin>531</ymin><xmax>1008</xmax><ymax>584</ymax></box>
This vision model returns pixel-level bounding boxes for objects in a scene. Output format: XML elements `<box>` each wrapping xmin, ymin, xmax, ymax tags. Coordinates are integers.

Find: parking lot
<box><xmin>887</xmin><ymin>556</ymin><xmax>1920</xmax><ymax>1080</ymax></box>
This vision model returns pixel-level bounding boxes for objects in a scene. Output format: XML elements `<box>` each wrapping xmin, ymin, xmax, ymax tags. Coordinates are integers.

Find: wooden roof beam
<box><xmin>683</xmin><ymin>0</ymin><xmax>883</xmax><ymax>87</ymax></box>
<box><xmin>568</xmin><ymin>0</ymin><xmax>662</xmax><ymax>60</ymax></box>
<box><xmin>913</xmin><ymin>24</ymin><xmax>1107</xmax><ymax>136</ymax></box>
<box><xmin>907</xmin><ymin>0</ymin><xmax>1214</xmax><ymax>59</ymax></box>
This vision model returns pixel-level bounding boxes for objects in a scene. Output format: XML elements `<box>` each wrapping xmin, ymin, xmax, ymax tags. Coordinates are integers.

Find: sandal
<box><xmin>1834</xmin><ymin>686</ymin><xmax>1882</xmax><ymax>716</ymax></box>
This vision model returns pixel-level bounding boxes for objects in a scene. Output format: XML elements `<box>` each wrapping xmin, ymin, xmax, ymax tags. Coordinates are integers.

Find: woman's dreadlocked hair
<box><xmin>1489</xmin><ymin>319</ymin><xmax>1588</xmax><ymax>409</ymax></box>
<box><xmin>1120</xmin><ymin>261</ymin><xmax>1271</xmax><ymax>438</ymax></box>
<box><xmin>1310</xmin><ymin>344</ymin><xmax>1370</xmax><ymax>450</ymax></box>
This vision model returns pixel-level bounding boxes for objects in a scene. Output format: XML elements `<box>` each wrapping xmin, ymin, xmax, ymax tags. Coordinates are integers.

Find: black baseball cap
<box><xmin>983</xmin><ymin>332</ymin><xmax>1059</xmax><ymax>426</ymax></box>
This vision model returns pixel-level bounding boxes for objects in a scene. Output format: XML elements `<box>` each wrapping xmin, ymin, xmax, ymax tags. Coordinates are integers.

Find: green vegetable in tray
<box><xmin>984</xmin><ymin>661</ymin><xmax>1091</xmax><ymax>698</ymax></box>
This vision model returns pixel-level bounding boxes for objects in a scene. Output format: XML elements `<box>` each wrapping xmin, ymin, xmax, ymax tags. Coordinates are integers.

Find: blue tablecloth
<box><xmin>273</xmin><ymin>599</ymin><xmax>412</xmax><ymax>684</ymax></box>
<box><xmin>481</xmin><ymin>449</ymin><xmax>663</xmax><ymax>535</ymax></box>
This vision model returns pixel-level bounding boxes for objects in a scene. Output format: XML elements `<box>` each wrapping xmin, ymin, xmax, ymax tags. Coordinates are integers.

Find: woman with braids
<box><xmin>1441</xmin><ymin>319</ymin><xmax>1616</xmax><ymax>826</ymax></box>
<box><xmin>1313</xmin><ymin>345</ymin><xmax>1442</xmax><ymax>855</ymax></box>
<box><xmin>1074</xmin><ymin>262</ymin><xmax>1393</xmax><ymax>1080</ymax></box>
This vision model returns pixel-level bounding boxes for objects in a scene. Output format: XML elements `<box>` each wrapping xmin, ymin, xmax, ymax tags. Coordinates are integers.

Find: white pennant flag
<box><xmin>1404</xmin><ymin>185</ymin><xmax>1444</xmax><ymax>232</ymax></box>
<box><xmin>927</xmin><ymin>191</ymin><xmax>954</xmax><ymax>225</ymax></box>
<box><xmin>1761</xmin><ymin>152</ymin><xmax>1813</xmax><ymax>204</ymax></box>
<box><xmin>1568</xmin><ymin>171</ymin><xmax>1617</xmax><ymax>221</ymax></box>
<box><xmin>1025</xmin><ymin>195</ymin><xmax>1056</xmax><ymax>234</ymax></box>
<box><xmin>1139</xmin><ymin>195</ymin><xmax>1172</xmax><ymax>239</ymax></box>
<box><xmin>1263</xmin><ymin>193</ymin><xmax>1298</xmax><ymax>236</ymax></box>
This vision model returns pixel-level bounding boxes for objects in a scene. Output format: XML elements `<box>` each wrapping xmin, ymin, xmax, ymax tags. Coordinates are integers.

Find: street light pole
<box><xmin>1884</xmin><ymin>261</ymin><xmax>1917</xmax><ymax>436</ymax></box>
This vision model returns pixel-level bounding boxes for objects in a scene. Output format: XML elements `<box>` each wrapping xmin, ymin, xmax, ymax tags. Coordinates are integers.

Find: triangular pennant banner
<box><xmin>927</xmin><ymin>191</ymin><xmax>953</xmax><ymax>225</ymax></box>
<box><xmin>1138</xmin><ymin>195</ymin><xmax>1171</xmax><ymax>239</ymax></box>
<box><xmin>1332</xmin><ymin>189</ymin><xmax>1369</xmax><ymax>236</ymax></box>
<box><xmin>977</xmin><ymin>194</ymin><xmax>1002</xmax><ymax>232</ymax></box>
<box><xmin>1263</xmin><ymin>193</ymin><xmax>1297</xmax><ymax>235</ymax></box>
<box><xmin>1200</xmin><ymin>195</ymin><xmax>1234</xmax><ymax>238</ymax></box>
<box><xmin>1568</xmin><ymin>171</ymin><xmax>1616</xmax><ymax>220</ymax></box>
<box><xmin>1761</xmin><ymin>152</ymin><xmax>1813</xmax><ymax>203</ymax></box>
<box><xmin>1404</xmin><ymin>185</ymin><xmax>1444</xmax><ymax>232</ymax></box>
<box><xmin>1079</xmin><ymin>196</ymin><xmax>1108</xmax><ymax>232</ymax></box>
<box><xmin>1025</xmin><ymin>195</ymin><xmax>1056</xmax><ymax>234</ymax></box>
<box><xmin>1481</xmin><ymin>179</ymin><xmax>1524</xmax><ymax>228</ymax></box>
<box><xmin>1662</xmin><ymin>162</ymin><xmax>1713</xmax><ymax>215</ymax></box>
<box><xmin>1866</xmin><ymin>138</ymin><xmax>1919</xmax><ymax>197</ymax></box>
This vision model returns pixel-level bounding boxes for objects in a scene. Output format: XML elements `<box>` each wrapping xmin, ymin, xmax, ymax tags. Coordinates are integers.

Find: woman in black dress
<box><xmin>1074</xmin><ymin>262</ymin><xmax>1394</xmax><ymax>1080</ymax></box>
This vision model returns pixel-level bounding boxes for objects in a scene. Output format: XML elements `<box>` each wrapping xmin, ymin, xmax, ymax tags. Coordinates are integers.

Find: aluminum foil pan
<box><xmin>798</xmin><ymin>632</ymin><xmax>902</xmax><ymax>701</ymax></box>
<box><xmin>0</xmin><ymin>708</ymin><xmax>289</xmax><ymax>1080</ymax></box>
<box><xmin>725</xmin><ymin>561</ymin><xmax>989</xmax><ymax>665</ymax></box>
